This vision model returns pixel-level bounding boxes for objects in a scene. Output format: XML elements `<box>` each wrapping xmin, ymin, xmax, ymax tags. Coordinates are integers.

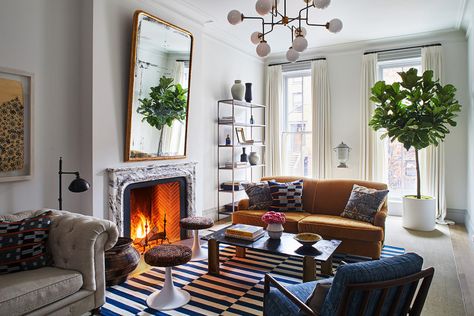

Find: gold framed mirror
<box><xmin>125</xmin><ymin>11</ymin><xmax>193</xmax><ymax>161</ymax></box>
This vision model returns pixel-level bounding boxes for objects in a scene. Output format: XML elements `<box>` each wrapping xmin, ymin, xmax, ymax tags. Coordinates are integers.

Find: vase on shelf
<box><xmin>245</xmin><ymin>83</ymin><xmax>253</xmax><ymax>103</ymax></box>
<box><xmin>231</xmin><ymin>80</ymin><xmax>245</xmax><ymax>101</ymax></box>
<box><xmin>267</xmin><ymin>223</ymin><xmax>284</xmax><ymax>239</ymax></box>
<box><xmin>240</xmin><ymin>148</ymin><xmax>248</xmax><ymax>162</ymax></box>
<box><xmin>249</xmin><ymin>151</ymin><xmax>259</xmax><ymax>165</ymax></box>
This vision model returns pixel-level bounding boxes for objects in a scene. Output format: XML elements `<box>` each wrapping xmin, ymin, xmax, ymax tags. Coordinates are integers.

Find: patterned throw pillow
<box><xmin>243</xmin><ymin>182</ymin><xmax>273</xmax><ymax>210</ymax></box>
<box><xmin>341</xmin><ymin>185</ymin><xmax>389</xmax><ymax>224</ymax></box>
<box><xmin>0</xmin><ymin>212</ymin><xmax>52</xmax><ymax>274</ymax></box>
<box><xmin>268</xmin><ymin>179</ymin><xmax>304</xmax><ymax>212</ymax></box>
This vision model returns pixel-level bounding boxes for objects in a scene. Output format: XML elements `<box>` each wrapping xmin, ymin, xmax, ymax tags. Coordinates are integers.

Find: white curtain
<box><xmin>265</xmin><ymin>65</ymin><xmax>283</xmax><ymax>176</ymax></box>
<box><xmin>421</xmin><ymin>46</ymin><xmax>448</xmax><ymax>223</ymax></box>
<box><xmin>311</xmin><ymin>60</ymin><xmax>332</xmax><ymax>178</ymax></box>
<box><xmin>359</xmin><ymin>53</ymin><xmax>380</xmax><ymax>181</ymax></box>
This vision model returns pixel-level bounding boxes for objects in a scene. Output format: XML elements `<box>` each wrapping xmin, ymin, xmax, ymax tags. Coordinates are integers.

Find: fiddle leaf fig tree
<box><xmin>369</xmin><ymin>68</ymin><xmax>461</xmax><ymax>199</ymax></box>
<box><xmin>137</xmin><ymin>76</ymin><xmax>188</xmax><ymax>154</ymax></box>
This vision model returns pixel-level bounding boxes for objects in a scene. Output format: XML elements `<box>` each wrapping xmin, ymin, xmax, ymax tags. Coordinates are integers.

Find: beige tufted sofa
<box><xmin>0</xmin><ymin>209</ymin><xmax>119</xmax><ymax>316</ymax></box>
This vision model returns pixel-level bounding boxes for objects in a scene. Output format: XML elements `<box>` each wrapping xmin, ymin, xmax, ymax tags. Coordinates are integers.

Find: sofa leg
<box><xmin>90</xmin><ymin>307</ymin><xmax>101</xmax><ymax>315</ymax></box>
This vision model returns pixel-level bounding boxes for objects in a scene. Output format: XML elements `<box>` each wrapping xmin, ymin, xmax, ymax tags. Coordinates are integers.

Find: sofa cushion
<box><xmin>243</xmin><ymin>182</ymin><xmax>273</xmax><ymax>210</ymax></box>
<box><xmin>0</xmin><ymin>211</ymin><xmax>52</xmax><ymax>275</ymax></box>
<box><xmin>341</xmin><ymin>184</ymin><xmax>389</xmax><ymax>224</ymax></box>
<box><xmin>321</xmin><ymin>253</ymin><xmax>423</xmax><ymax>316</ymax></box>
<box><xmin>233</xmin><ymin>210</ymin><xmax>311</xmax><ymax>233</ymax></box>
<box><xmin>298</xmin><ymin>214</ymin><xmax>384</xmax><ymax>242</ymax></box>
<box><xmin>268</xmin><ymin>179</ymin><xmax>304</xmax><ymax>212</ymax></box>
<box><xmin>0</xmin><ymin>266</ymin><xmax>83</xmax><ymax>315</ymax></box>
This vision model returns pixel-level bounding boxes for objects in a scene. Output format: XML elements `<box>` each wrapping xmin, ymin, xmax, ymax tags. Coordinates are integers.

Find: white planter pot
<box><xmin>402</xmin><ymin>196</ymin><xmax>436</xmax><ymax>231</ymax></box>
<box><xmin>267</xmin><ymin>223</ymin><xmax>284</xmax><ymax>239</ymax></box>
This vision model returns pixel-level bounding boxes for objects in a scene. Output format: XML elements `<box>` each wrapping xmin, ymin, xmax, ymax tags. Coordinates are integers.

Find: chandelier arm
<box><xmin>305</xmin><ymin>22</ymin><xmax>328</xmax><ymax>27</ymax></box>
<box><xmin>298</xmin><ymin>4</ymin><xmax>312</xmax><ymax>30</ymax></box>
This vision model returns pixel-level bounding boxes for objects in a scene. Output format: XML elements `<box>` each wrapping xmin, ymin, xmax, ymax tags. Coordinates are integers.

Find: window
<box><xmin>377</xmin><ymin>57</ymin><xmax>422</xmax><ymax>201</ymax></box>
<box><xmin>281</xmin><ymin>70</ymin><xmax>312</xmax><ymax>177</ymax></box>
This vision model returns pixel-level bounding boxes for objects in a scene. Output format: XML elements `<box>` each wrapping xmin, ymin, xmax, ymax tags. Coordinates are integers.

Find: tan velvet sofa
<box><xmin>0</xmin><ymin>209</ymin><xmax>119</xmax><ymax>316</ymax></box>
<box><xmin>234</xmin><ymin>177</ymin><xmax>388</xmax><ymax>259</ymax></box>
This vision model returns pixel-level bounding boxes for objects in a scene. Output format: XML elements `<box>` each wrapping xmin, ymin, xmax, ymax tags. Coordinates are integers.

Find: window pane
<box><xmin>282</xmin><ymin>71</ymin><xmax>312</xmax><ymax>177</ymax></box>
<box><xmin>378</xmin><ymin>59</ymin><xmax>421</xmax><ymax>200</ymax></box>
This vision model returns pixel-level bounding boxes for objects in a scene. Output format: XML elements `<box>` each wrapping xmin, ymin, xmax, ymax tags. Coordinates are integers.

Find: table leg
<box><xmin>235</xmin><ymin>246</ymin><xmax>246</xmax><ymax>258</ymax></box>
<box><xmin>320</xmin><ymin>255</ymin><xmax>334</xmax><ymax>276</ymax></box>
<box><xmin>303</xmin><ymin>256</ymin><xmax>316</xmax><ymax>282</ymax></box>
<box><xmin>208</xmin><ymin>239</ymin><xmax>220</xmax><ymax>275</ymax></box>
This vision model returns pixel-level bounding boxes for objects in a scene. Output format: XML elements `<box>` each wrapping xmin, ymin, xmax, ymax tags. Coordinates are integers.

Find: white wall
<box><xmin>267</xmin><ymin>30</ymin><xmax>469</xmax><ymax>213</ymax></box>
<box><xmin>90</xmin><ymin>0</ymin><xmax>265</xmax><ymax>219</ymax></box>
<box><xmin>0</xmin><ymin>0</ymin><xmax>85</xmax><ymax>214</ymax></box>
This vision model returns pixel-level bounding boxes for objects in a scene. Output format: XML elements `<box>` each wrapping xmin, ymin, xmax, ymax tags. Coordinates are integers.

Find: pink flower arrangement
<box><xmin>261</xmin><ymin>211</ymin><xmax>286</xmax><ymax>225</ymax></box>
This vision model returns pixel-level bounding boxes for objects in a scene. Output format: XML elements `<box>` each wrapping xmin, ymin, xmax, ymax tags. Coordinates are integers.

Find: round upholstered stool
<box><xmin>144</xmin><ymin>244</ymin><xmax>192</xmax><ymax>310</ymax></box>
<box><xmin>180</xmin><ymin>216</ymin><xmax>214</xmax><ymax>261</ymax></box>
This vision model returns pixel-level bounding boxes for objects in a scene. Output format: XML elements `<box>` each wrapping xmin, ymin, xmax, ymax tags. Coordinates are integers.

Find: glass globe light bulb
<box><xmin>256</xmin><ymin>40</ymin><xmax>271</xmax><ymax>57</ymax></box>
<box><xmin>227</xmin><ymin>10</ymin><xmax>243</xmax><ymax>25</ymax></box>
<box><xmin>292</xmin><ymin>35</ymin><xmax>308</xmax><ymax>52</ymax></box>
<box><xmin>286</xmin><ymin>47</ymin><xmax>300</xmax><ymax>63</ymax></box>
<box><xmin>328</xmin><ymin>18</ymin><xmax>343</xmax><ymax>33</ymax></box>
<box><xmin>313</xmin><ymin>0</ymin><xmax>331</xmax><ymax>9</ymax></box>
<box><xmin>294</xmin><ymin>27</ymin><xmax>307</xmax><ymax>37</ymax></box>
<box><xmin>255</xmin><ymin>0</ymin><xmax>273</xmax><ymax>16</ymax></box>
<box><xmin>250</xmin><ymin>31</ymin><xmax>263</xmax><ymax>45</ymax></box>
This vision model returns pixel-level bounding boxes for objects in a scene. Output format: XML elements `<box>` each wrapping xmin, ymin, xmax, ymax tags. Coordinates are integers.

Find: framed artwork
<box><xmin>0</xmin><ymin>67</ymin><xmax>33</xmax><ymax>182</ymax></box>
<box><xmin>235</xmin><ymin>127</ymin><xmax>246</xmax><ymax>144</ymax></box>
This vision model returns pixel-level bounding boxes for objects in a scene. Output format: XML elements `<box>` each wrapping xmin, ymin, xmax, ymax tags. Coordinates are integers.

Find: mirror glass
<box><xmin>126</xmin><ymin>11</ymin><xmax>193</xmax><ymax>161</ymax></box>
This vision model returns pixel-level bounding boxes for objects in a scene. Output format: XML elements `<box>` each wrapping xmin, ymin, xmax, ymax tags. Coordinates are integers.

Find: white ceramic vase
<box><xmin>231</xmin><ymin>80</ymin><xmax>245</xmax><ymax>101</ymax></box>
<box><xmin>402</xmin><ymin>196</ymin><xmax>436</xmax><ymax>231</ymax></box>
<box><xmin>267</xmin><ymin>223</ymin><xmax>284</xmax><ymax>239</ymax></box>
<box><xmin>249</xmin><ymin>151</ymin><xmax>259</xmax><ymax>165</ymax></box>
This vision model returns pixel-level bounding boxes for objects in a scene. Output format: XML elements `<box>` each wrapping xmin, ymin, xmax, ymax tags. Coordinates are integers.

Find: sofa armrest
<box><xmin>46</xmin><ymin>209</ymin><xmax>119</xmax><ymax>308</ymax></box>
<box><xmin>238</xmin><ymin>199</ymin><xmax>250</xmax><ymax>211</ymax></box>
<box><xmin>374</xmin><ymin>203</ymin><xmax>388</xmax><ymax>228</ymax></box>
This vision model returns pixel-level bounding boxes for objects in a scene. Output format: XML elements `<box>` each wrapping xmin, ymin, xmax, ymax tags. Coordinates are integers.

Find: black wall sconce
<box><xmin>58</xmin><ymin>157</ymin><xmax>90</xmax><ymax>210</ymax></box>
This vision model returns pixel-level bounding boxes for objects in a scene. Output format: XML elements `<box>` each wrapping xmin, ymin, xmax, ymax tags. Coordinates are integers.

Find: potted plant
<box><xmin>369</xmin><ymin>68</ymin><xmax>461</xmax><ymax>231</ymax></box>
<box><xmin>137</xmin><ymin>76</ymin><xmax>188</xmax><ymax>155</ymax></box>
<box><xmin>261</xmin><ymin>211</ymin><xmax>286</xmax><ymax>239</ymax></box>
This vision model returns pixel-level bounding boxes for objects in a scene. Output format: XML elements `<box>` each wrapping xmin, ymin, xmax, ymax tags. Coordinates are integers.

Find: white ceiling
<box><xmin>172</xmin><ymin>0</ymin><xmax>467</xmax><ymax>55</ymax></box>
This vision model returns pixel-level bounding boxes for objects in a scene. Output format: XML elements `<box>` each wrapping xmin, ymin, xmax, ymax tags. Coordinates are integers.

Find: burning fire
<box><xmin>134</xmin><ymin>212</ymin><xmax>148</xmax><ymax>239</ymax></box>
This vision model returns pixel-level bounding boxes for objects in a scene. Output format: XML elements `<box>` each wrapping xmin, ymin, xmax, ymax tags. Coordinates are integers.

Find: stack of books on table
<box><xmin>225</xmin><ymin>224</ymin><xmax>265</xmax><ymax>241</ymax></box>
<box><xmin>224</xmin><ymin>161</ymin><xmax>248</xmax><ymax>169</ymax></box>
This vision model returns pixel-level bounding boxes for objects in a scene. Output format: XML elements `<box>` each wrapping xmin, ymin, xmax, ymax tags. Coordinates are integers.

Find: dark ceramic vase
<box><xmin>245</xmin><ymin>83</ymin><xmax>253</xmax><ymax>103</ymax></box>
<box><xmin>240</xmin><ymin>148</ymin><xmax>248</xmax><ymax>162</ymax></box>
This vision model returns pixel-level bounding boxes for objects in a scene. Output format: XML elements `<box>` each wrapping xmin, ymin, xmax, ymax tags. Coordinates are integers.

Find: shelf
<box><xmin>218</xmin><ymin>99</ymin><xmax>266</xmax><ymax>109</ymax></box>
<box><xmin>218</xmin><ymin>164</ymin><xmax>266</xmax><ymax>170</ymax></box>
<box><xmin>218</xmin><ymin>121</ymin><xmax>266</xmax><ymax>128</ymax></box>
<box><xmin>218</xmin><ymin>143</ymin><xmax>266</xmax><ymax>148</ymax></box>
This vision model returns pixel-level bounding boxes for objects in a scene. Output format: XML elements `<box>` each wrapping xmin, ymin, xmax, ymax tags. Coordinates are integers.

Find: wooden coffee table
<box><xmin>203</xmin><ymin>228</ymin><xmax>341</xmax><ymax>282</ymax></box>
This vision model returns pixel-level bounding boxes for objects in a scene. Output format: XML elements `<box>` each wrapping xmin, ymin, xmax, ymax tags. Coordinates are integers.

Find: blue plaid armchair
<box><xmin>264</xmin><ymin>253</ymin><xmax>434</xmax><ymax>316</ymax></box>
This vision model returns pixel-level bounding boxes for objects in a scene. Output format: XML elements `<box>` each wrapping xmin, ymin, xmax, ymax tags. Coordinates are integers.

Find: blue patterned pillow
<box><xmin>0</xmin><ymin>212</ymin><xmax>52</xmax><ymax>274</ymax></box>
<box><xmin>341</xmin><ymin>185</ymin><xmax>389</xmax><ymax>224</ymax></box>
<box><xmin>268</xmin><ymin>180</ymin><xmax>304</xmax><ymax>212</ymax></box>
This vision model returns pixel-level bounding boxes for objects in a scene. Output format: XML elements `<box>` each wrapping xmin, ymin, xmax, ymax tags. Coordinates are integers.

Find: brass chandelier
<box><xmin>227</xmin><ymin>0</ymin><xmax>343</xmax><ymax>62</ymax></box>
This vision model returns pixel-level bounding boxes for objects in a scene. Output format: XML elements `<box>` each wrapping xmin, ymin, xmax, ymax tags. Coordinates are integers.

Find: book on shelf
<box><xmin>218</xmin><ymin>116</ymin><xmax>235</xmax><ymax>123</ymax></box>
<box><xmin>224</xmin><ymin>161</ymin><xmax>248</xmax><ymax>168</ymax></box>
<box><xmin>224</xmin><ymin>201</ymin><xmax>239</xmax><ymax>212</ymax></box>
<box><xmin>225</xmin><ymin>224</ymin><xmax>264</xmax><ymax>238</ymax></box>
<box><xmin>220</xmin><ymin>181</ymin><xmax>246</xmax><ymax>191</ymax></box>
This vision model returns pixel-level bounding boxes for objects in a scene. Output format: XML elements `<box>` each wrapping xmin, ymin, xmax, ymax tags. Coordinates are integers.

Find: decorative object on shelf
<box><xmin>58</xmin><ymin>157</ymin><xmax>90</xmax><ymax>210</ymax></box>
<box><xmin>245</xmin><ymin>83</ymin><xmax>253</xmax><ymax>103</ymax></box>
<box><xmin>227</xmin><ymin>0</ymin><xmax>343</xmax><ymax>62</ymax></box>
<box><xmin>231</xmin><ymin>80</ymin><xmax>245</xmax><ymax>101</ymax></box>
<box><xmin>225</xmin><ymin>134</ymin><xmax>231</xmax><ymax>145</ymax></box>
<box><xmin>221</xmin><ymin>181</ymin><xmax>246</xmax><ymax>191</ymax></box>
<box><xmin>0</xmin><ymin>67</ymin><xmax>33</xmax><ymax>182</ymax></box>
<box><xmin>249</xmin><ymin>151</ymin><xmax>260</xmax><ymax>165</ymax></box>
<box><xmin>126</xmin><ymin>11</ymin><xmax>193</xmax><ymax>161</ymax></box>
<box><xmin>105</xmin><ymin>237</ymin><xmax>140</xmax><ymax>286</ymax></box>
<box><xmin>333</xmin><ymin>141</ymin><xmax>351</xmax><ymax>168</ymax></box>
<box><xmin>235</xmin><ymin>127</ymin><xmax>255</xmax><ymax>144</ymax></box>
<box><xmin>250</xmin><ymin>114</ymin><xmax>254</xmax><ymax>125</ymax></box>
<box><xmin>240</xmin><ymin>148</ymin><xmax>248</xmax><ymax>162</ymax></box>
<box><xmin>369</xmin><ymin>68</ymin><xmax>461</xmax><ymax>231</ymax></box>
<box><xmin>294</xmin><ymin>232</ymin><xmax>322</xmax><ymax>248</ymax></box>
<box><xmin>261</xmin><ymin>211</ymin><xmax>286</xmax><ymax>239</ymax></box>
<box><xmin>224</xmin><ymin>161</ymin><xmax>248</xmax><ymax>169</ymax></box>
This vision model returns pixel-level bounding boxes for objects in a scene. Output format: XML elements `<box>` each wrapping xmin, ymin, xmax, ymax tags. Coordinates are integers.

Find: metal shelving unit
<box><xmin>217</xmin><ymin>99</ymin><xmax>266</xmax><ymax>220</ymax></box>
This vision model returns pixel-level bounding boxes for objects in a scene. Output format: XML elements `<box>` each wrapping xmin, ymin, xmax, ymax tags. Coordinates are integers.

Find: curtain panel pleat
<box><xmin>265</xmin><ymin>65</ymin><xmax>283</xmax><ymax>176</ymax></box>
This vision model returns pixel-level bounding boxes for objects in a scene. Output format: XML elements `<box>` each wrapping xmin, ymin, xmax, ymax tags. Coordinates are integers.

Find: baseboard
<box><xmin>446</xmin><ymin>208</ymin><xmax>466</xmax><ymax>224</ymax></box>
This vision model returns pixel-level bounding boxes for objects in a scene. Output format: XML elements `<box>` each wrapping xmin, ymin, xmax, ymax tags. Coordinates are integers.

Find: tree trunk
<box><xmin>415</xmin><ymin>149</ymin><xmax>421</xmax><ymax>199</ymax></box>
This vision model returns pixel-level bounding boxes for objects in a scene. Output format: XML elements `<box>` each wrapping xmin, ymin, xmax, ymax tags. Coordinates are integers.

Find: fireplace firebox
<box><xmin>123</xmin><ymin>177</ymin><xmax>187</xmax><ymax>251</ymax></box>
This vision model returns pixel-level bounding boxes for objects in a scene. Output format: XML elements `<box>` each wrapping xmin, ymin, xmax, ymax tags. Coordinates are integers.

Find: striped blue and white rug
<box><xmin>102</xmin><ymin>244</ymin><xmax>404</xmax><ymax>316</ymax></box>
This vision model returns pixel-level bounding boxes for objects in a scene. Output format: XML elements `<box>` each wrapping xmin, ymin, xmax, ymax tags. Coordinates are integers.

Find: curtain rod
<box><xmin>364</xmin><ymin>43</ymin><xmax>442</xmax><ymax>55</ymax></box>
<box><xmin>176</xmin><ymin>59</ymin><xmax>189</xmax><ymax>62</ymax></box>
<box><xmin>268</xmin><ymin>57</ymin><xmax>326</xmax><ymax>67</ymax></box>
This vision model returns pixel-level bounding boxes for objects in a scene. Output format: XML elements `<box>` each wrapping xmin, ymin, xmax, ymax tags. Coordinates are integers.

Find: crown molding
<box><xmin>457</xmin><ymin>0</ymin><xmax>468</xmax><ymax>29</ymax></box>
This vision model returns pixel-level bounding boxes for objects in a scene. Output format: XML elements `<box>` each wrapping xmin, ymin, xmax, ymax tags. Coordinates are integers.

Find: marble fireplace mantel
<box><xmin>107</xmin><ymin>162</ymin><xmax>197</xmax><ymax>235</ymax></box>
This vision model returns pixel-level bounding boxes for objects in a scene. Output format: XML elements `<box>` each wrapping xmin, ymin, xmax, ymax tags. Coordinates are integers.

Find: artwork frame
<box><xmin>0</xmin><ymin>67</ymin><xmax>34</xmax><ymax>182</ymax></box>
<box><xmin>235</xmin><ymin>127</ymin><xmax>246</xmax><ymax>144</ymax></box>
